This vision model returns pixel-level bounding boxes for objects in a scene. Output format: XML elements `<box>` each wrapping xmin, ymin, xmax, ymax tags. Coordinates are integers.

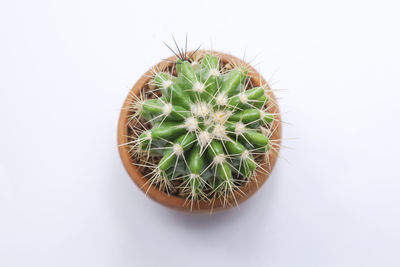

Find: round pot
<box><xmin>118</xmin><ymin>50</ymin><xmax>281</xmax><ymax>212</ymax></box>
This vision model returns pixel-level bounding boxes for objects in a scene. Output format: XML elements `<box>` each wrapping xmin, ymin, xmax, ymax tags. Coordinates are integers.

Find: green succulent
<box><xmin>131</xmin><ymin>53</ymin><xmax>274</xmax><ymax>201</ymax></box>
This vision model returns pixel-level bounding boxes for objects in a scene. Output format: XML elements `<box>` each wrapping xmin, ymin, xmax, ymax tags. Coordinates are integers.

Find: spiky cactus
<box><xmin>129</xmin><ymin>52</ymin><xmax>277</xmax><ymax>205</ymax></box>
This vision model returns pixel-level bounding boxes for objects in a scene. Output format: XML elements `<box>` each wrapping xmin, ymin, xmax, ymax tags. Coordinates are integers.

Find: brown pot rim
<box><xmin>118</xmin><ymin>50</ymin><xmax>282</xmax><ymax>212</ymax></box>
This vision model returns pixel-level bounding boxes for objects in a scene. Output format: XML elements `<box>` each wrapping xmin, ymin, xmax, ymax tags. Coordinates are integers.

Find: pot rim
<box><xmin>118</xmin><ymin>50</ymin><xmax>282</xmax><ymax>212</ymax></box>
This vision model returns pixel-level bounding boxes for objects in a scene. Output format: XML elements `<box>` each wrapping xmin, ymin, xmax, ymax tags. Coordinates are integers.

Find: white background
<box><xmin>1</xmin><ymin>0</ymin><xmax>400</xmax><ymax>266</ymax></box>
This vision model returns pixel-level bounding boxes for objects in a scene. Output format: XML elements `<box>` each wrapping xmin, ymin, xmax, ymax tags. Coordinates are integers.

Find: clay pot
<box><xmin>118</xmin><ymin>50</ymin><xmax>281</xmax><ymax>212</ymax></box>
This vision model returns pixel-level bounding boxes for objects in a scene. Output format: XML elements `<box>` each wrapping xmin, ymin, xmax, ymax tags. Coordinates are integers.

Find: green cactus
<box><xmin>130</xmin><ymin>52</ymin><xmax>276</xmax><ymax>204</ymax></box>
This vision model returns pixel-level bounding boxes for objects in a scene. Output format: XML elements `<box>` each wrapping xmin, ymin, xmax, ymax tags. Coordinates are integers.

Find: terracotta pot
<box><xmin>118</xmin><ymin>50</ymin><xmax>281</xmax><ymax>212</ymax></box>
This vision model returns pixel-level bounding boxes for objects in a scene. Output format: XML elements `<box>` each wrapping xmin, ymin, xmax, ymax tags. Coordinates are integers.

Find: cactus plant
<box><xmin>122</xmin><ymin>49</ymin><xmax>281</xmax><ymax>210</ymax></box>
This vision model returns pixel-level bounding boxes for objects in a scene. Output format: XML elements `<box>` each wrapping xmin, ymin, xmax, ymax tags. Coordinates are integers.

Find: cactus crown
<box><xmin>126</xmin><ymin>51</ymin><xmax>279</xmax><ymax>208</ymax></box>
